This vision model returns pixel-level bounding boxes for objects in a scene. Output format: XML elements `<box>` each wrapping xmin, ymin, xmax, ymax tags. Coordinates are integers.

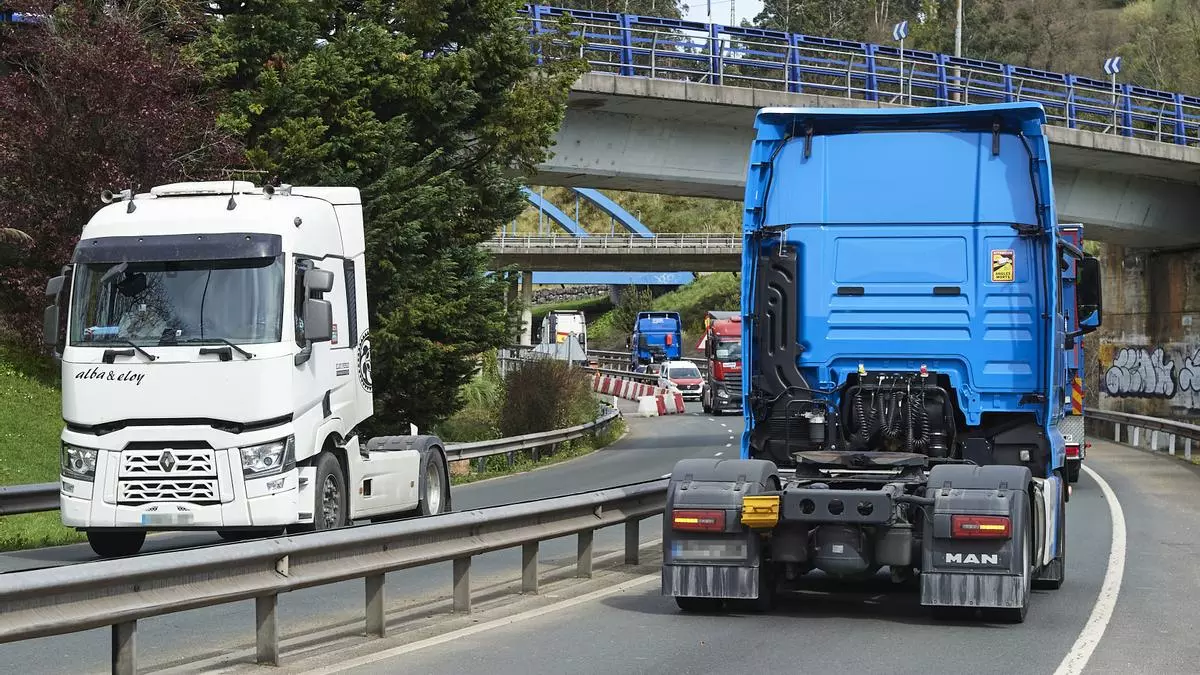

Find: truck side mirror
<box><xmin>1076</xmin><ymin>256</ymin><xmax>1102</xmax><ymax>333</ymax></box>
<box><xmin>305</xmin><ymin>268</ymin><xmax>334</xmax><ymax>294</ymax></box>
<box><xmin>42</xmin><ymin>274</ymin><xmax>65</xmax><ymax>347</ymax></box>
<box><xmin>303</xmin><ymin>298</ymin><xmax>333</xmax><ymax>342</ymax></box>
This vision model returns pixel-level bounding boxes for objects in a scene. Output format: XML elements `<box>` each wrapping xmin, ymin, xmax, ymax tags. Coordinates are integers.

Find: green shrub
<box><xmin>500</xmin><ymin>358</ymin><xmax>599</xmax><ymax>437</ymax></box>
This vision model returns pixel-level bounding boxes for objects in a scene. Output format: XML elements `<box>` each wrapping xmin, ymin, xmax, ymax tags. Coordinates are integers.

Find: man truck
<box><xmin>698</xmin><ymin>310</ymin><xmax>743</xmax><ymax>415</ymax></box>
<box><xmin>43</xmin><ymin>180</ymin><xmax>452</xmax><ymax>558</ymax></box>
<box><xmin>629</xmin><ymin>311</ymin><xmax>682</xmax><ymax>366</ymax></box>
<box><xmin>660</xmin><ymin>103</ymin><xmax>1103</xmax><ymax>622</ymax></box>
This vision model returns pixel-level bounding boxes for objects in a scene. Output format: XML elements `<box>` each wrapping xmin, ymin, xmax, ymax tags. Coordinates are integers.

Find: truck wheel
<box><xmin>990</xmin><ymin>514</ymin><xmax>1032</xmax><ymax>623</ymax></box>
<box><xmin>675</xmin><ymin>596</ymin><xmax>724</xmax><ymax>613</ymax></box>
<box><xmin>701</xmin><ymin>389</ymin><xmax>712</xmax><ymax>414</ymax></box>
<box><xmin>1034</xmin><ymin>475</ymin><xmax>1067</xmax><ymax>591</ymax></box>
<box><xmin>306</xmin><ymin>452</ymin><xmax>348</xmax><ymax>531</ymax></box>
<box><xmin>1067</xmin><ymin>460</ymin><xmax>1081</xmax><ymax>483</ymax></box>
<box><xmin>418</xmin><ymin>451</ymin><xmax>449</xmax><ymax>516</ymax></box>
<box><xmin>87</xmin><ymin>530</ymin><xmax>146</xmax><ymax>558</ymax></box>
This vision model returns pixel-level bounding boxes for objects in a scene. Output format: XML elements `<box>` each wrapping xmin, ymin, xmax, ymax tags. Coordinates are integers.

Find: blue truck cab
<box><xmin>660</xmin><ymin>103</ymin><xmax>1103</xmax><ymax>622</ymax></box>
<box><xmin>630</xmin><ymin>311</ymin><xmax>682</xmax><ymax>365</ymax></box>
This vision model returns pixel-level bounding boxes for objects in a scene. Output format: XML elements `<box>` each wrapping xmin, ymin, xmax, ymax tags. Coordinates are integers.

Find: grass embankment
<box><xmin>0</xmin><ymin>344</ymin><xmax>84</xmax><ymax>551</ymax></box>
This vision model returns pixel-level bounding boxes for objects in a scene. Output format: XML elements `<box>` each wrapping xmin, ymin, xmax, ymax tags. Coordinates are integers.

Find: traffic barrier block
<box><xmin>636</xmin><ymin>395</ymin><xmax>659</xmax><ymax>417</ymax></box>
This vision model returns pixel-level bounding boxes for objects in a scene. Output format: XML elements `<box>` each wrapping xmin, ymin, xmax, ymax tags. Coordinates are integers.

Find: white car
<box><xmin>657</xmin><ymin>360</ymin><xmax>704</xmax><ymax>401</ymax></box>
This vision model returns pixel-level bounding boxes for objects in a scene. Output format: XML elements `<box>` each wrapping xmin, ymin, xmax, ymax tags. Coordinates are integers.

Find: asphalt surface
<box><xmin>0</xmin><ymin>399</ymin><xmax>740</xmax><ymax>673</ymax></box>
<box><xmin>307</xmin><ymin>439</ymin><xmax>1200</xmax><ymax>675</ymax></box>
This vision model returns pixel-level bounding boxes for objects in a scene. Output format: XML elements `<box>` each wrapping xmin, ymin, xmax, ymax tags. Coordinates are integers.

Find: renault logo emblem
<box><xmin>159</xmin><ymin>450</ymin><xmax>176</xmax><ymax>473</ymax></box>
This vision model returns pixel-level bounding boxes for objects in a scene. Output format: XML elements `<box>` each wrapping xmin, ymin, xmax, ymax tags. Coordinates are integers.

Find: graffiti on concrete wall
<box><xmin>1098</xmin><ymin>344</ymin><xmax>1200</xmax><ymax>411</ymax></box>
<box><xmin>1103</xmin><ymin>347</ymin><xmax>1176</xmax><ymax>398</ymax></box>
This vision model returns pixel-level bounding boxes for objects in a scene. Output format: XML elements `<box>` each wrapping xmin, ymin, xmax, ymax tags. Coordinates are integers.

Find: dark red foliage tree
<box><xmin>0</xmin><ymin>1</ymin><xmax>240</xmax><ymax>348</ymax></box>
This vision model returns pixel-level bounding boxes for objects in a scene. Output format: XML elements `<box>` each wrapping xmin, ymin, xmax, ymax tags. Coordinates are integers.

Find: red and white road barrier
<box><xmin>592</xmin><ymin>372</ymin><xmax>686</xmax><ymax>416</ymax></box>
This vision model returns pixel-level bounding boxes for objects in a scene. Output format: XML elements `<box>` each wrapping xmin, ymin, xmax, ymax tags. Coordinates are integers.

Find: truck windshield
<box><xmin>69</xmin><ymin>256</ymin><xmax>285</xmax><ymax>347</ymax></box>
<box><xmin>714</xmin><ymin>340</ymin><xmax>741</xmax><ymax>361</ymax></box>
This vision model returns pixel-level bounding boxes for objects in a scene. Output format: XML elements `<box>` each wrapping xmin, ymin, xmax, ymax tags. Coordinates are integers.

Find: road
<box><xmin>285</xmin><ymin>439</ymin><xmax>1200</xmax><ymax>675</ymax></box>
<box><xmin>0</xmin><ymin>399</ymin><xmax>739</xmax><ymax>673</ymax></box>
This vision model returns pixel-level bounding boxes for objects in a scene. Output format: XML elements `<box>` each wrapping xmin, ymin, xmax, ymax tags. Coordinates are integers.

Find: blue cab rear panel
<box><xmin>741</xmin><ymin>103</ymin><xmax>1063</xmax><ymax>443</ymax></box>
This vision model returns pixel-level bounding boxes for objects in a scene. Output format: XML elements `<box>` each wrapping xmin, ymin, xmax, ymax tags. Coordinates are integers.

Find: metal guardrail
<box><xmin>0</xmin><ymin>478</ymin><xmax>668</xmax><ymax>674</ymax></box>
<box><xmin>1087</xmin><ymin>409</ymin><xmax>1200</xmax><ymax>461</ymax></box>
<box><xmin>0</xmin><ymin>406</ymin><xmax>620</xmax><ymax>517</ymax></box>
<box><xmin>483</xmin><ymin>234</ymin><xmax>740</xmax><ymax>251</ymax></box>
<box><xmin>0</xmin><ymin>483</ymin><xmax>60</xmax><ymax>516</ymax></box>
<box><xmin>520</xmin><ymin>5</ymin><xmax>1200</xmax><ymax>147</ymax></box>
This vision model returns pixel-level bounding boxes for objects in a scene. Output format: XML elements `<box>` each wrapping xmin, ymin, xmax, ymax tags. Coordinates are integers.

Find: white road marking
<box><xmin>720</xmin><ymin>423</ymin><xmax>728</xmax><ymax>428</ymax></box>
<box><xmin>1052</xmin><ymin>464</ymin><xmax>1127</xmax><ymax>675</ymax></box>
<box><xmin>660</xmin><ymin>473</ymin><xmax>671</xmax><ymax>479</ymax></box>
<box><xmin>714</xmin><ymin>452</ymin><xmax>723</xmax><ymax>457</ymax></box>
<box><xmin>725</xmin><ymin>443</ymin><xmax>732</xmax><ymax>448</ymax></box>
<box><xmin>297</xmin><ymin>574</ymin><xmax>660</xmax><ymax>674</ymax></box>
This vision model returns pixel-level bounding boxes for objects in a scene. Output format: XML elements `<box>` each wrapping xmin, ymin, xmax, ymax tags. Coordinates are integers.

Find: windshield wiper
<box><xmin>102</xmin><ymin>340</ymin><xmax>158</xmax><ymax>364</ymax></box>
<box><xmin>184</xmin><ymin>338</ymin><xmax>255</xmax><ymax>360</ymax></box>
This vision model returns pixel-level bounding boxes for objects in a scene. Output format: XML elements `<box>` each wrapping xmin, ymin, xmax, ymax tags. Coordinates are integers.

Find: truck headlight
<box><xmin>62</xmin><ymin>444</ymin><xmax>98</xmax><ymax>481</ymax></box>
<box><xmin>240</xmin><ymin>436</ymin><xmax>296</xmax><ymax>478</ymax></box>
<box><xmin>716</xmin><ymin>387</ymin><xmax>730</xmax><ymax>398</ymax></box>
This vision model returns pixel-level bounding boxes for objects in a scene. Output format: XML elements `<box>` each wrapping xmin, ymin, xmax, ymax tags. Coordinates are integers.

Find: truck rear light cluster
<box><xmin>671</xmin><ymin>509</ymin><xmax>725</xmax><ymax>532</ymax></box>
<box><xmin>1065</xmin><ymin>444</ymin><xmax>1081</xmax><ymax>458</ymax></box>
<box><xmin>950</xmin><ymin>514</ymin><xmax>1011</xmax><ymax>539</ymax></box>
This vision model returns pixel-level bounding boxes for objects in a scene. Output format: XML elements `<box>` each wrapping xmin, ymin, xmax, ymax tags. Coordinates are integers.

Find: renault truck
<box><xmin>43</xmin><ymin>180</ymin><xmax>452</xmax><ymax>558</ymax></box>
<box><xmin>660</xmin><ymin>103</ymin><xmax>1103</xmax><ymax>622</ymax></box>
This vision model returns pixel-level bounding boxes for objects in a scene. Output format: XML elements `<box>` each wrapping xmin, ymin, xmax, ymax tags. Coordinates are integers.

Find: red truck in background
<box><xmin>697</xmin><ymin>310</ymin><xmax>743</xmax><ymax>415</ymax></box>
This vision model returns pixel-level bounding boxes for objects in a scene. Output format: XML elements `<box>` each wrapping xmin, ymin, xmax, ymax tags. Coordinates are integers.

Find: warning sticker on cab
<box><xmin>991</xmin><ymin>249</ymin><xmax>1015</xmax><ymax>282</ymax></box>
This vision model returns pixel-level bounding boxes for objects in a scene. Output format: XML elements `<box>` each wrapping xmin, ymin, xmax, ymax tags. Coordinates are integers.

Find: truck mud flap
<box><xmin>663</xmin><ymin>564</ymin><xmax>759</xmax><ymax>599</ymax></box>
<box><xmin>920</xmin><ymin>464</ymin><xmax>1033</xmax><ymax>610</ymax></box>
<box><xmin>661</xmin><ymin>458</ymin><xmax>777</xmax><ymax>600</ymax></box>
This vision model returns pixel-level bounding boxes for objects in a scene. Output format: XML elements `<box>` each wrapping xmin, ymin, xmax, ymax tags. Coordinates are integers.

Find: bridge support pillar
<box><xmin>520</xmin><ymin>270</ymin><xmax>533</xmax><ymax>346</ymax></box>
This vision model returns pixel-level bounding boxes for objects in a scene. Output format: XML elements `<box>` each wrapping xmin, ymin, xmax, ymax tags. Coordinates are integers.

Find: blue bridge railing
<box><xmin>520</xmin><ymin>4</ymin><xmax>1200</xmax><ymax>147</ymax></box>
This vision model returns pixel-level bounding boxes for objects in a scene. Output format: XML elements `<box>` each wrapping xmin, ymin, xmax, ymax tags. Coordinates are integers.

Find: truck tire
<box><xmin>292</xmin><ymin>452</ymin><xmax>348</xmax><ymax>533</ymax></box>
<box><xmin>1034</xmin><ymin>474</ymin><xmax>1067</xmax><ymax>591</ymax></box>
<box><xmin>87</xmin><ymin>530</ymin><xmax>146</xmax><ymax>558</ymax></box>
<box><xmin>1066</xmin><ymin>459</ymin><xmax>1081</xmax><ymax>483</ymax></box>
<box><xmin>676</xmin><ymin>596</ymin><xmax>724</xmax><ymax>613</ymax></box>
<box><xmin>701</xmin><ymin>388</ymin><xmax>713</xmax><ymax>414</ymax></box>
<box><xmin>417</xmin><ymin>449</ymin><xmax>449</xmax><ymax>517</ymax></box>
<box><xmin>990</xmin><ymin>507</ymin><xmax>1032</xmax><ymax>623</ymax></box>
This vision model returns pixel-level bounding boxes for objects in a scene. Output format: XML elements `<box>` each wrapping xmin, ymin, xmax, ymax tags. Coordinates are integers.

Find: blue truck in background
<box><xmin>660</xmin><ymin>102</ymin><xmax>1103</xmax><ymax>623</ymax></box>
<box><xmin>629</xmin><ymin>311</ymin><xmax>682</xmax><ymax>366</ymax></box>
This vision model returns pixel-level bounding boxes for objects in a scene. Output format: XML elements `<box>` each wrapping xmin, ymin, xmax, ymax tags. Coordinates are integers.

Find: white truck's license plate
<box><xmin>140</xmin><ymin>512</ymin><xmax>194</xmax><ymax>526</ymax></box>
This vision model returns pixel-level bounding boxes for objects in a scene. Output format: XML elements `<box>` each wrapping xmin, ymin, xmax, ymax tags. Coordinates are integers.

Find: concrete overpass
<box><xmin>535</xmin><ymin>73</ymin><xmax>1200</xmax><ymax>247</ymax></box>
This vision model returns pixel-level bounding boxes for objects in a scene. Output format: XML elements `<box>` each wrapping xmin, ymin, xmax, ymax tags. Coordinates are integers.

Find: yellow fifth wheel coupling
<box><xmin>741</xmin><ymin>494</ymin><xmax>780</xmax><ymax>529</ymax></box>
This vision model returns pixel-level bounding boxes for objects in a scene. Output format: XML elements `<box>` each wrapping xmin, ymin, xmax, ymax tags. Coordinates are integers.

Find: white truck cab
<box><xmin>43</xmin><ymin>180</ymin><xmax>450</xmax><ymax>557</ymax></box>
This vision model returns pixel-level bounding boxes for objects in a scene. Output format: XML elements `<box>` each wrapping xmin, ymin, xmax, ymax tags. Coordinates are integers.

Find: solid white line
<box><xmin>660</xmin><ymin>473</ymin><xmax>671</xmax><ymax>479</ymax></box>
<box><xmin>297</xmin><ymin>574</ymin><xmax>660</xmax><ymax>674</ymax></box>
<box><xmin>1052</xmin><ymin>464</ymin><xmax>1127</xmax><ymax>675</ymax></box>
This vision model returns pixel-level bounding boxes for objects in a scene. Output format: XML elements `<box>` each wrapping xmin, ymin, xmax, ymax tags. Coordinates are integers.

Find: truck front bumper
<box><xmin>60</xmin><ymin>470</ymin><xmax>300</xmax><ymax>530</ymax></box>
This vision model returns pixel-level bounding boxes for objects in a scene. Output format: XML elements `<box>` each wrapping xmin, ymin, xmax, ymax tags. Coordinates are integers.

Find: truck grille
<box><xmin>118</xmin><ymin>447</ymin><xmax>219</xmax><ymax>505</ymax></box>
<box><xmin>119</xmin><ymin>479</ymin><xmax>219</xmax><ymax>504</ymax></box>
<box><xmin>121</xmin><ymin>448</ymin><xmax>215</xmax><ymax>477</ymax></box>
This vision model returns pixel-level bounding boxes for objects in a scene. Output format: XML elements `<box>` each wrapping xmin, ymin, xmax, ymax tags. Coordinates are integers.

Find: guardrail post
<box><xmin>1152</xmin><ymin>430</ymin><xmax>1160</xmax><ymax>451</ymax></box>
<box><xmin>366</xmin><ymin>573</ymin><xmax>386</xmax><ymax>637</ymax></box>
<box><xmin>577</xmin><ymin>529</ymin><xmax>594</xmax><ymax>578</ymax></box>
<box><xmin>624</xmin><ymin>518</ymin><xmax>640</xmax><ymax>565</ymax></box>
<box><xmin>1114</xmin><ymin>422</ymin><xmax>1121</xmax><ymax>443</ymax></box>
<box><xmin>453</xmin><ymin>556</ymin><xmax>472</xmax><ymax>612</ymax></box>
<box><xmin>1187</xmin><ymin>438</ymin><xmax>1193</xmax><ymax>461</ymax></box>
<box><xmin>1132</xmin><ymin>426</ymin><xmax>1141</xmax><ymax>447</ymax></box>
<box><xmin>112</xmin><ymin>620</ymin><xmax>136</xmax><ymax>675</ymax></box>
<box><xmin>1169</xmin><ymin>433</ymin><xmax>1177</xmax><ymax>456</ymax></box>
<box><xmin>522</xmin><ymin>541</ymin><xmax>539</xmax><ymax>594</ymax></box>
<box><xmin>256</xmin><ymin>594</ymin><xmax>279</xmax><ymax>665</ymax></box>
